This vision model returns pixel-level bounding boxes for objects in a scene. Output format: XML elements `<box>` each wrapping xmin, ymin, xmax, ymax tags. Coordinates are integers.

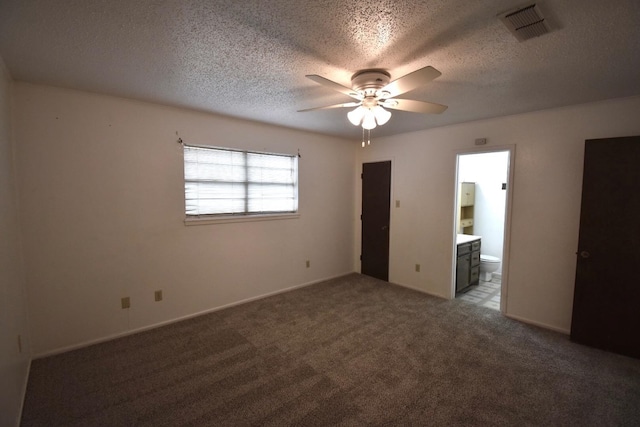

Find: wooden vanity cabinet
<box><xmin>456</xmin><ymin>238</ymin><xmax>481</xmax><ymax>293</ymax></box>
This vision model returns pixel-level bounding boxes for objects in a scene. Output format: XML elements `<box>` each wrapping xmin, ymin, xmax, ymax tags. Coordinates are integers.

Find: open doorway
<box><xmin>452</xmin><ymin>146</ymin><xmax>514</xmax><ymax>313</ymax></box>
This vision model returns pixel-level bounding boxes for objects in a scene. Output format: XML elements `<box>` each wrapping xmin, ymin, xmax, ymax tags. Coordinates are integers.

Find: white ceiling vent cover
<box><xmin>499</xmin><ymin>4</ymin><xmax>551</xmax><ymax>42</ymax></box>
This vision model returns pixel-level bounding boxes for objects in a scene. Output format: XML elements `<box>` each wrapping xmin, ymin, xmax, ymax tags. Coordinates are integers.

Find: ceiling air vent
<box><xmin>498</xmin><ymin>3</ymin><xmax>551</xmax><ymax>42</ymax></box>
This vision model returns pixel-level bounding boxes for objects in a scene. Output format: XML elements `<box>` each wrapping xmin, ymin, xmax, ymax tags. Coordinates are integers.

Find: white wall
<box><xmin>12</xmin><ymin>79</ymin><xmax>640</xmax><ymax>358</ymax></box>
<box><xmin>13</xmin><ymin>83</ymin><xmax>356</xmax><ymax>356</ymax></box>
<box><xmin>0</xmin><ymin>59</ymin><xmax>31</xmax><ymax>426</ymax></box>
<box><xmin>458</xmin><ymin>151</ymin><xmax>509</xmax><ymax>272</ymax></box>
<box><xmin>355</xmin><ymin>96</ymin><xmax>640</xmax><ymax>333</ymax></box>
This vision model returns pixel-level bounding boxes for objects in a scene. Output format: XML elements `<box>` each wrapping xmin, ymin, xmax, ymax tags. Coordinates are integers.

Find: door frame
<box><xmin>450</xmin><ymin>145</ymin><xmax>516</xmax><ymax>314</ymax></box>
<box><xmin>358</xmin><ymin>158</ymin><xmax>394</xmax><ymax>276</ymax></box>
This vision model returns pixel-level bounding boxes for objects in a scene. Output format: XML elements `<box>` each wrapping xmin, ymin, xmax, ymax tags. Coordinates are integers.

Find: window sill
<box><xmin>184</xmin><ymin>212</ymin><xmax>300</xmax><ymax>226</ymax></box>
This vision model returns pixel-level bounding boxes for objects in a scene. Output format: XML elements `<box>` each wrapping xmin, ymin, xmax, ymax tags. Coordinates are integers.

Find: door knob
<box><xmin>580</xmin><ymin>251</ymin><xmax>590</xmax><ymax>258</ymax></box>
<box><xmin>381</xmin><ymin>225</ymin><xmax>389</xmax><ymax>231</ymax></box>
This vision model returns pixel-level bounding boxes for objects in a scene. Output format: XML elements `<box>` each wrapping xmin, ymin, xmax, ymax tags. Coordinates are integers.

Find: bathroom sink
<box><xmin>456</xmin><ymin>234</ymin><xmax>481</xmax><ymax>245</ymax></box>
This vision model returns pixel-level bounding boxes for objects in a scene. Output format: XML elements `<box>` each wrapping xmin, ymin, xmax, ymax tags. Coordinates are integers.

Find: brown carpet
<box><xmin>22</xmin><ymin>273</ymin><xmax>640</xmax><ymax>426</ymax></box>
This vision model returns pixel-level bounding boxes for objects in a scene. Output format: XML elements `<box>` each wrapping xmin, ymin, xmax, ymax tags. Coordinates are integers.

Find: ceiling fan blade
<box><xmin>383</xmin><ymin>99</ymin><xmax>448</xmax><ymax>114</ymax></box>
<box><xmin>305</xmin><ymin>75</ymin><xmax>361</xmax><ymax>100</ymax></box>
<box><xmin>380</xmin><ymin>66</ymin><xmax>442</xmax><ymax>98</ymax></box>
<box><xmin>297</xmin><ymin>101</ymin><xmax>361</xmax><ymax>112</ymax></box>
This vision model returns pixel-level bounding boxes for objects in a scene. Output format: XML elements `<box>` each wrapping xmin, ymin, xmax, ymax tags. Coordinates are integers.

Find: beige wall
<box><xmin>13</xmin><ymin>83</ymin><xmax>356</xmax><ymax>356</ymax></box>
<box><xmin>355</xmin><ymin>96</ymin><xmax>640</xmax><ymax>333</ymax></box>
<box><xmin>12</xmin><ymin>77</ymin><xmax>640</xmax><ymax>360</ymax></box>
<box><xmin>0</xmin><ymin>59</ymin><xmax>31</xmax><ymax>426</ymax></box>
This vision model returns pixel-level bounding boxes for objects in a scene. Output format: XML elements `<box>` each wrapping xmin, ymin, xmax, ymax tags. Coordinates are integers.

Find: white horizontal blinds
<box><xmin>184</xmin><ymin>146</ymin><xmax>246</xmax><ymax>215</ymax></box>
<box><xmin>184</xmin><ymin>145</ymin><xmax>298</xmax><ymax>216</ymax></box>
<box><xmin>247</xmin><ymin>152</ymin><xmax>298</xmax><ymax>213</ymax></box>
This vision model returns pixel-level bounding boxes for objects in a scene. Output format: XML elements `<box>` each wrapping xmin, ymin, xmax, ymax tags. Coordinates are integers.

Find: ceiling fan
<box><xmin>298</xmin><ymin>65</ymin><xmax>448</xmax><ymax>130</ymax></box>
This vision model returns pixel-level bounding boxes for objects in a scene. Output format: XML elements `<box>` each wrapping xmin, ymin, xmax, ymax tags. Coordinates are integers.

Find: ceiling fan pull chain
<box><xmin>368</xmin><ymin>129</ymin><xmax>371</xmax><ymax>145</ymax></box>
<box><xmin>361</xmin><ymin>127</ymin><xmax>365</xmax><ymax>148</ymax></box>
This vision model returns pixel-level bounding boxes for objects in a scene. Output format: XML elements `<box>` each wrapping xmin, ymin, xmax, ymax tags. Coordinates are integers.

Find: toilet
<box><xmin>480</xmin><ymin>255</ymin><xmax>501</xmax><ymax>282</ymax></box>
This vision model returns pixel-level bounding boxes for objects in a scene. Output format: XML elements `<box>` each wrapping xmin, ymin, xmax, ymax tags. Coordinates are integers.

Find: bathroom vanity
<box><xmin>456</xmin><ymin>234</ymin><xmax>481</xmax><ymax>293</ymax></box>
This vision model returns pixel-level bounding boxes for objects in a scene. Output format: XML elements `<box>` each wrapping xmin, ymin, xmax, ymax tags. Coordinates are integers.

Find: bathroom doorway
<box><xmin>452</xmin><ymin>146</ymin><xmax>514</xmax><ymax>313</ymax></box>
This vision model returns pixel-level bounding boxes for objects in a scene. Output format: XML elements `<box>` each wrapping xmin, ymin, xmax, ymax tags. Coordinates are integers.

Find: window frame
<box><xmin>183</xmin><ymin>144</ymin><xmax>300</xmax><ymax>225</ymax></box>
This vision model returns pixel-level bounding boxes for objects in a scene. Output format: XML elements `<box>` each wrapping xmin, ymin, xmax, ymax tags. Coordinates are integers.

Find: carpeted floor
<box><xmin>22</xmin><ymin>273</ymin><xmax>640</xmax><ymax>426</ymax></box>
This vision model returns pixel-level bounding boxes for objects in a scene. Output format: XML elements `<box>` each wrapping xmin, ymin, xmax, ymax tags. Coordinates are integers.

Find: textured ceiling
<box><xmin>1</xmin><ymin>0</ymin><xmax>639</xmax><ymax>139</ymax></box>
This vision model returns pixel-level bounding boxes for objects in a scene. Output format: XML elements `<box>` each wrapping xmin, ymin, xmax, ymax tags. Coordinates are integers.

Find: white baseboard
<box><xmin>504</xmin><ymin>312</ymin><xmax>570</xmax><ymax>335</ymax></box>
<box><xmin>35</xmin><ymin>271</ymin><xmax>356</xmax><ymax>359</ymax></box>
<box><xmin>391</xmin><ymin>280</ymin><xmax>447</xmax><ymax>300</ymax></box>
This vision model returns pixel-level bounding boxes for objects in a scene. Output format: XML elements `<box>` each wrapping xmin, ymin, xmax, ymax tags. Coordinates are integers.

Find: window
<box><xmin>183</xmin><ymin>145</ymin><xmax>298</xmax><ymax>217</ymax></box>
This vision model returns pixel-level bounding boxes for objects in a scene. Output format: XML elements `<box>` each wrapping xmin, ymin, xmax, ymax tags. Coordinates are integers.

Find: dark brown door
<box><xmin>361</xmin><ymin>161</ymin><xmax>391</xmax><ymax>281</ymax></box>
<box><xmin>571</xmin><ymin>135</ymin><xmax>640</xmax><ymax>359</ymax></box>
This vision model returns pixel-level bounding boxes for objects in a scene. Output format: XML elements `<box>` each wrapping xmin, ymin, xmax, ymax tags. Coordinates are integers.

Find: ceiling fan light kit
<box><xmin>299</xmin><ymin>65</ymin><xmax>448</xmax><ymax>145</ymax></box>
<box><xmin>372</xmin><ymin>105</ymin><xmax>391</xmax><ymax>125</ymax></box>
<box><xmin>348</xmin><ymin>105</ymin><xmax>391</xmax><ymax>129</ymax></box>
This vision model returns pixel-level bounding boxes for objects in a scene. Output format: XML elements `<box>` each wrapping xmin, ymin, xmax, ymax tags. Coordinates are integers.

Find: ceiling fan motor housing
<box><xmin>351</xmin><ymin>69</ymin><xmax>391</xmax><ymax>95</ymax></box>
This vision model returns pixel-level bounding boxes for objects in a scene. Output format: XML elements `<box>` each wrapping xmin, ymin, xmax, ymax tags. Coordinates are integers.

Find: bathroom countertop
<box><xmin>456</xmin><ymin>234</ymin><xmax>481</xmax><ymax>245</ymax></box>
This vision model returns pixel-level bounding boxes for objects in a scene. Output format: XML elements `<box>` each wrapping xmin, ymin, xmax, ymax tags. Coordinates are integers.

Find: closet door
<box><xmin>571</xmin><ymin>135</ymin><xmax>640</xmax><ymax>359</ymax></box>
<box><xmin>361</xmin><ymin>161</ymin><xmax>391</xmax><ymax>281</ymax></box>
